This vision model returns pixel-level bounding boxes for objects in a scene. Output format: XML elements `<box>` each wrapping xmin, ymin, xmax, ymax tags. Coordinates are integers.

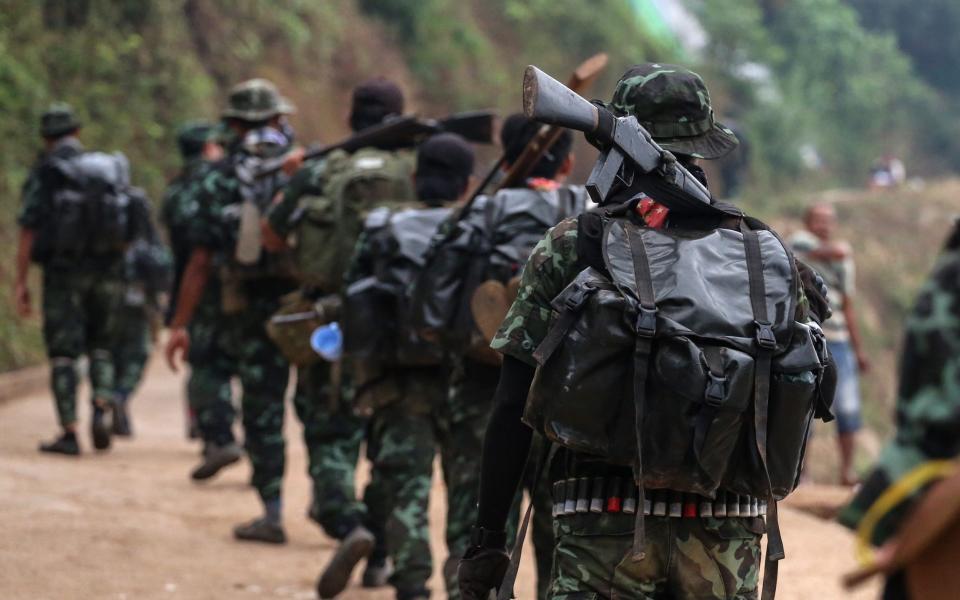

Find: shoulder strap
<box><xmin>575</xmin><ymin>211</ymin><xmax>606</xmax><ymax>273</ymax></box>
<box><xmin>741</xmin><ymin>222</ymin><xmax>783</xmax><ymax>600</ymax></box>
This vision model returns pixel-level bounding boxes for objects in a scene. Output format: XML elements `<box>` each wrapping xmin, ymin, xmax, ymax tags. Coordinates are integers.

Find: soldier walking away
<box><xmin>790</xmin><ymin>202</ymin><xmax>870</xmax><ymax>486</ymax></box>
<box><xmin>839</xmin><ymin>220</ymin><xmax>960</xmax><ymax>599</ymax></box>
<box><xmin>110</xmin><ymin>172</ymin><xmax>172</xmax><ymax>437</ymax></box>
<box><xmin>317</xmin><ymin>133</ymin><xmax>476</xmax><ymax>600</ymax></box>
<box><xmin>458</xmin><ymin>64</ymin><xmax>835</xmax><ymax>600</ymax></box>
<box><xmin>15</xmin><ymin>103</ymin><xmax>140</xmax><ymax>456</ymax></box>
<box><xmin>165</xmin><ymin>79</ymin><xmax>298</xmax><ymax>544</ymax></box>
<box><xmin>160</xmin><ymin>122</ymin><xmax>243</xmax><ymax>479</ymax></box>
<box><xmin>412</xmin><ymin>114</ymin><xmax>585</xmax><ymax>600</ymax></box>
<box><xmin>262</xmin><ymin>77</ymin><xmax>415</xmax><ymax>589</ymax></box>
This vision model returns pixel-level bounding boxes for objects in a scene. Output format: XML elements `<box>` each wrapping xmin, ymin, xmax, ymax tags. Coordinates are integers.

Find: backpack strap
<box><xmin>621</xmin><ymin>220</ymin><xmax>658</xmax><ymax>562</ymax></box>
<box><xmin>496</xmin><ymin>442</ymin><xmax>558</xmax><ymax>600</ymax></box>
<box><xmin>741</xmin><ymin>223</ymin><xmax>783</xmax><ymax>600</ymax></box>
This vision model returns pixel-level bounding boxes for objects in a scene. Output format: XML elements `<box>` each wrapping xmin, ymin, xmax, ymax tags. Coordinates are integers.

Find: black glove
<box><xmin>458</xmin><ymin>545</ymin><xmax>510</xmax><ymax>600</ymax></box>
<box><xmin>797</xmin><ymin>261</ymin><xmax>832</xmax><ymax>323</ymax></box>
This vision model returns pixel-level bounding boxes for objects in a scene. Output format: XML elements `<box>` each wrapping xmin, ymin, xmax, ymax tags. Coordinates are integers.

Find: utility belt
<box><xmin>551</xmin><ymin>478</ymin><xmax>767</xmax><ymax>519</ymax></box>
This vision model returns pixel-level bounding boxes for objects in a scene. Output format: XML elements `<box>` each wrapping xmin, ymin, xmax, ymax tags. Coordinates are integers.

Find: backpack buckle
<box><xmin>754</xmin><ymin>320</ymin><xmax>777</xmax><ymax>350</ymax></box>
<box><xmin>564</xmin><ymin>282</ymin><xmax>595</xmax><ymax>312</ymax></box>
<box><xmin>704</xmin><ymin>373</ymin><xmax>727</xmax><ymax>407</ymax></box>
<box><xmin>635</xmin><ymin>306</ymin><xmax>657</xmax><ymax>338</ymax></box>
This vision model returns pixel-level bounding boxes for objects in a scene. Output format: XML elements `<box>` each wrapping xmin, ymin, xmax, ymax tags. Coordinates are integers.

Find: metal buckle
<box><xmin>635</xmin><ymin>306</ymin><xmax>657</xmax><ymax>338</ymax></box>
<box><xmin>704</xmin><ymin>373</ymin><xmax>727</xmax><ymax>407</ymax></box>
<box><xmin>755</xmin><ymin>320</ymin><xmax>777</xmax><ymax>350</ymax></box>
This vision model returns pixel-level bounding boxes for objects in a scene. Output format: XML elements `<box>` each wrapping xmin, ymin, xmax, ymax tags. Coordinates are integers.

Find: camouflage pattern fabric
<box><xmin>189</xmin><ymin>146</ymin><xmax>295</xmax><ymax>502</ymax></box>
<box><xmin>550</xmin><ymin>512</ymin><xmax>763</xmax><ymax>599</ymax></box>
<box><xmin>111</xmin><ymin>304</ymin><xmax>151</xmax><ymax>399</ymax></box>
<box><xmin>839</xmin><ymin>220</ymin><xmax>960</xmax><ymax>545</ymax></box>
<box><xmin>42</xmin><ymin>267</ymin><xmax>122</xmax><ymax>426</ymax></box>
<box><xmin>162</xmin><ymin>158</ymin><xmax>237</xmax><ymax>446</ymax></box>
<box><xmin>361</xmin><ymin>369</ymin><xmax>448</xmax><ymax>597</ymax></box>
<box><xmin>295</xmin><ymin>361</ymin><xmax>368</xmax><ymax>539</ymax></box>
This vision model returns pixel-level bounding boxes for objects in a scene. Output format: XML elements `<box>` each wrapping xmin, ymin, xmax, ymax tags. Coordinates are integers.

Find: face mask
<box><xmin>242</xmin><ymin>126</ymin><xmax>292</xmax><ymax>158</ymax></box>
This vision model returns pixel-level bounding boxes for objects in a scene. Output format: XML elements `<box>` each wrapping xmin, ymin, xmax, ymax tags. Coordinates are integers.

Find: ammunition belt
<box><xmin>551</xmin><ymin>477</ymin><xmax>767</xmax><ymax>519</ymax></box>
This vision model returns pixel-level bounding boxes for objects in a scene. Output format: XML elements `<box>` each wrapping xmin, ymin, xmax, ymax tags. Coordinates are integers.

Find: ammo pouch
<box><xmin>525</xmin><ymin>217</ymin><xmax>828</xmax><ymax>502</ymax></box>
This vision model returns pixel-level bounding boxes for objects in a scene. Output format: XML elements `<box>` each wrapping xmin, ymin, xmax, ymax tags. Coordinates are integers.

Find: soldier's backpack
<box><xmin>523</xmin><ymin>206</ymin><xmax>835</xmax><ymax>595</ymax></box>
<box><xmin>39</xmin><ymin>151</ymin><xmax>134</xmax><ymax>263</ymax></box>
<box><xmin>411</xmin><ymin>186</ymin><xmax>587</xmax><ymax>360</ymax></box>
<box><xmin>342</xmin><ymin>206</ymin><xmax>452</xmax><ymax>367</ymax></box>
<box><xmin>289</xmin><ymin>147</ymin><xmax>416</xmax><ymax>292</ymax></box>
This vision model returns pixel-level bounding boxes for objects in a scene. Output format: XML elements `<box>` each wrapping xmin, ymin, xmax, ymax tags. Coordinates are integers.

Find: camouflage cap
<box><xmin>221</xmin><ymin>78</ymin><xmax>295</xmax><ymax>123</ymax></box>
<box><xmin>176</xmin><ymin>120</ymin><xmax>216</xmax><ymax>158</ymax></box>
<box><xmin>40</xmin><ymin>102</ymin><xmax>81</xmax><ymax>138</ymax></box>
<box><xmin>607</xmin><ymin>63</ymin><xmax>738</xmax><ymax>160</ymax></box>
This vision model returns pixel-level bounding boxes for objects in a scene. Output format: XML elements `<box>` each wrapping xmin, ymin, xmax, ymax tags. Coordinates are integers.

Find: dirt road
<box><xmin>0</xmin><ymin>360</ymin><xmax>880</xmax><ymax>599</ymax></box>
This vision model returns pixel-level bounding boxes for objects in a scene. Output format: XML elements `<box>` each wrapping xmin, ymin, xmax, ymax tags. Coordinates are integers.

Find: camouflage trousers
<box><xmin>42</xmin><ymin>268</ymin><xmax>122</xmax><ymax>427</ymax></box>
<box><xmin>361</xmin><ymin>368</ymin><xmax>449</xmax><ymax>597</ymax></box>
<box><xmin>187</xmin><ymin>301</ymin><xmax>237</xmax><ymax>447</ymax></box>
<box><xmin>222</xmin><ymin>294</ymin><xmax>291</xmax><ymax>503</ymax></box>
<box><xmin>112</xmin><ymin>304</ymin><xmax>152</xmax><ymax>401</ymax></box>
<box><xmin>295</xmin><ymin>361</ymin><xmax>368</xmax><ymax>540</ymax></box>
<box><xmin>549</xmin><ymin>511</ymin><xmax>763</xmax><ymax>599</ymax></box>
<box><xmin>443</xmin><ymin>359</ymin><xmax>554</xmax><ymax>600</ymax></box>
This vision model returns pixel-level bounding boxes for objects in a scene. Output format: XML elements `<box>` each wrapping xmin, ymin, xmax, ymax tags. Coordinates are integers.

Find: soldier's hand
<box><xmin>261</xmin><ymin>219</ymin><xmax>288</xmax><ymax>252</ymax></box>
<box><xmin>281</xmin><ymin>146</ymin><xmax>306</xmax><ymax>176</ymax></box>
<box><xmin>165</xmin><ymin>327</ymin><xmax>190</xmax><ymax>372</ymax></box>
<box><xmin>13</xmin><ymin>281</ymin><xmax>31</xmax><ymax>318</ymax></box>
<box><xmin>458</xmin><ymin>545</ymin><xmax>510</xmax><ymax>600</ymax></box>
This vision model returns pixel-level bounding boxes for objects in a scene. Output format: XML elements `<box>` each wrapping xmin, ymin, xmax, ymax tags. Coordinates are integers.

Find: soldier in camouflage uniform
<box><xmin>160</xmin><ymin>122</ymin><xmax>243</xmax><ymax>479</ymax></box>
<box><xmin>459</xmin><ymin>64</ymin><xmax>828</xmax><ymax>600</ymax></box>
<box><xmin>263</xmin><ymin>78</ymin><xmax>413</xmax><ymax>592</ymax></box>
<box><xmin>165</xmin><ymin>80</ymin><xmax>298</xmax><ymax>543</ymax></box>
<box><xmin>839</xmin><ymin>220</ymin><xmax>960</xmax><ymax>598</ymax></box>
<box><xmin>14</xmin><ymin>103</ymin><xmax>123</xmax><ymax>456</ymax></box>
<box><xmin>317</xmin><ymin>133</ymin><xmax>476</xmax><ymax>600</ymax></box>
<box><xmin>110</xmin><ymin>188</ymin><xmax>172</xmax><ymax>437</ymax></box>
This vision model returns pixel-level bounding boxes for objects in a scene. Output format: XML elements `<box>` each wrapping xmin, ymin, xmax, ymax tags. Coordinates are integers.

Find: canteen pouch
<box><xmin>265</xmin><ymin>290</ymin><xmax>339</xmax><ymax>367</ymax></box>
<box><xmin>343</xmin><ymin>276</ymin><xmax>393</xmax><ymax>360</ymax></box>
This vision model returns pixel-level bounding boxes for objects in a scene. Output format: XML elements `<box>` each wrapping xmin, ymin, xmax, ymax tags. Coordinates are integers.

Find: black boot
<box><xmin>317</xmin><ymin>525</ymin><xmax>376</xmax><ymax>598</ymax></box>
<box><xmin>91</xmin><ymin>404</ymin><xmax>112</xmax><ymax>451</ymax></box>
<box><xmin>233</xmin><ymin>517</ymin><xmax>287</xmax><ymax>544</ymax></box>
<box><xmin>112</xmin><ymin>396</ymin><xmax>132</xmax><ymax>437</ymax></box>
<box><xmin>191</xmin><ymin>442</ymin><xmax>243</xmax><ymax>480</ymax></box>
<box><xmin>39</xmin><ymin>431</ymin><xmax>80</xmax><ymax>456</ymax></box>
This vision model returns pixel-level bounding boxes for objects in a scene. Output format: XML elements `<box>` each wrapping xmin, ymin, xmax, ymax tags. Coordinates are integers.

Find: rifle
<box><xmin>522</xmin><ymin>65</ymin><xmax>736</xmax><ymax>216</ymax></box>
<box><xmin>255</xmin><ymin>110</ymin><xmax>495</xmax><ymax>179</ymax></box>
<box><xmin>454</xmin><ymin>53</ymin><xmax>608</xmax><ymax>221</ymax></box>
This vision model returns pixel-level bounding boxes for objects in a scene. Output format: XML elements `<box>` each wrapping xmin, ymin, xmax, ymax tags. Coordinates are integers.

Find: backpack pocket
<box><xmin>766</xmin><ymin>322</ymin><xmax>824</xmax><ymax>498</ymax></box>
<box><xmin>343</xmin><ymin>276</ymin><xmax>395</xmax><ymax>360</ymax></box>
<box><xmin>526</xmin><ymin>270</ymin><xmax>634</xmax><ymax>461</ymax></box>
<box><xmin>643</xmin><ymin>337</ymin><xmax>754</xmax><ymax>495</ymax></box>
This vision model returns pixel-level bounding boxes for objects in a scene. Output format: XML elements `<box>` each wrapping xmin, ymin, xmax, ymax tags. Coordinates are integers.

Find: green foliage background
<box><xmin>0</xmin><ymin>0</ymin><xmax>954</xmax><ymax>371</ymax></box>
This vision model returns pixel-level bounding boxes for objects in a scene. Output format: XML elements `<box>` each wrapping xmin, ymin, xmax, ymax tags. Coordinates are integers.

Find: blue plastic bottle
<box><xmin>310</xmin><ymin>322</ymin><xmax>343</xmax><ymax>362</ymax></box>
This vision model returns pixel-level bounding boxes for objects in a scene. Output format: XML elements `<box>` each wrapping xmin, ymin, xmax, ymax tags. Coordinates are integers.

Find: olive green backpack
<box><xmin>291</xmin><ymin>147</ymin><xmax>415</xmax><ymax>293</ymax></box>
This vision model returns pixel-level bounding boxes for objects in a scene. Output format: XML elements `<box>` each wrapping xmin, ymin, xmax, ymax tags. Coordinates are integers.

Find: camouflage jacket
<box><xmin>839</xmin><ymin>220</ymin><xmax>960</xmax><ymax>545</ymax></box>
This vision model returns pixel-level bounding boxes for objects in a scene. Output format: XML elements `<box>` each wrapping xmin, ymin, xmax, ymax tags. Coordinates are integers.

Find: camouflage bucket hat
<box><xmin>606</xmin><ymin>63</ymin><xmax>738</xmax><ymax>160</ymax></box>
<box><xmin>221</xmin><ymin>78</ymin><xmax>295</xmax><ymax>122</ymax></box>
<box><xmin>40</xmin><ymin>102</ymin><xmax>81</xmax><ymax>137</ymax></box>
<box><xmin>176</xmin><ymin>120</ymin><xmax>215</xmax><ymax>158</ymax></box>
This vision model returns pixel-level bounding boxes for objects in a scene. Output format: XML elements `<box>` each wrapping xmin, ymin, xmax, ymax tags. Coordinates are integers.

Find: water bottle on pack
<box><xmin>310</xmin><ymin>322</ymin><xmax>343</xmax><ymax>362</ymax></box>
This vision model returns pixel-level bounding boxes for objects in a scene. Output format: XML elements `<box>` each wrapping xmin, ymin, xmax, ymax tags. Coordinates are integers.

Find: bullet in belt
<box><xmin>563</xmin><ymin>478</ymin><xmax>578</xmax><ymax>515</ymax></box>
<box><xmin>552</xmin><ymin>481</ymin><xmax>563</xmax><ymax>517</ymax></box>
<box><xmin>760</xmin><ymin>500</ymin><xmax>768</xmax><ymax>517</ymax></box>
<box><xmin>575</xmin><ymin>477</ymin><xmax>591</xmax><ymax>513</ymax></box>
<box><xmin>740</xmin><ymin>496</ymin><xmax>750</xmax><ymax>517</ymax></box>
<box><xmin>728</xmin><ymin>494</ymin><xmax>741</xmax><ymax>517</ymax></box>
<box><xmin>623</xmin><ymin>486</ymin><xmax>637</xmax><ymax>515</ymax></box>
<box><xmin>589</xmin><ymin>478</ymin><xmax>605</xmax><ymax>514</ymax></box>
<box><xmin>606</xmin><ymin>477</ymin><xmax>623</xmax><ymax>513</ymax></box>
<box><xmin>668</xmin><ymin>491</ymin><xmax>683</xmax><ymax>518</ymax></box>
<box><xmin>750</xmin><ymin>497</ymin><xmax>760</xmax><ymax>518</ymax></box>
<box><xmin>714</xmin><ymin>491</ymin><xmax>727</xmax><ymax>518</ymax></box>
<box><xmin>682</xmin><ymin>494</ymin><xmax>698</xmax><ymax>518</ymax></box>
<box><xmin>699</xmin><ymin>496</ymin><xmax>713</xmax><ymax>518</ymax></box>
<box><xmin>653</xmin><ymin>490</ymin><xmax>667</xmax><ymax>517</ymax></box>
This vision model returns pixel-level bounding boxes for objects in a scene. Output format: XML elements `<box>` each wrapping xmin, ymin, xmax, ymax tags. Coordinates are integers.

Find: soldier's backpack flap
<box><xmin>343</xmin><ymin>206</ymin><xmax>450</xmax><ymax>367</ymax></box>
<box><xmin>292</xmin><ymin>148</ymin><xmax>414</xmax><ymax>291</ymax></box>
<box><xmin>527</xmin><ymin>215</ymin><xmax>819</xmax><ymax>500</ymax></box>
<box><xmin>47</xmin><ymin>151</ymin><xmax>133</xmax><ymax>261</ymax></box>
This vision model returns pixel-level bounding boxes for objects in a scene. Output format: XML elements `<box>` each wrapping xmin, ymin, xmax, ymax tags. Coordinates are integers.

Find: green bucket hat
<box><xmin>176</xmin><ymin>120</ymin><xmax>216</xmax><ymax>158</ymax></box>
<box><xmin>606</xmin><ymin>63</ymin><xmax>738</xmax><ymax>160</ymax></box>
<box><xmin>40</xmin><ymin>102</ymin><xmax>82</xmax><ymax>138</ymax></box>
<box><xmin>221</xmin><ymin>78</ymin><xmax>295</xmax><ymax>123</ymax></box>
